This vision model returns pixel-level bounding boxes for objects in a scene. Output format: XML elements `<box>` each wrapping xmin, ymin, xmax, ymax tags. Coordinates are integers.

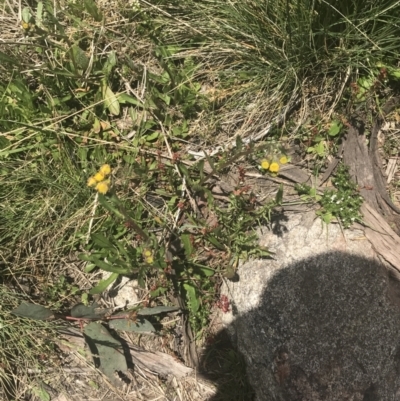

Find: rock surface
<box><xmin>221</xmin><ymin>212</ymin><xmax>400</xmax><ymax>400</ymax></box>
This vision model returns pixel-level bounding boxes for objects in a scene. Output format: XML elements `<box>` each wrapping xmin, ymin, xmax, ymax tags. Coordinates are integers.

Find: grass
<box><xmin>1</xmin><ymin>0</ymin><xmax>400</xmax><ymax>398</ymax></box>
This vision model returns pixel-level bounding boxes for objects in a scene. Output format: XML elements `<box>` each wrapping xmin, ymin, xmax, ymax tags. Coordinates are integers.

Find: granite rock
<box><xmin>221</xmin><ymin>212</ymin><xmax>400</xmax><ymax>400</ymax></box>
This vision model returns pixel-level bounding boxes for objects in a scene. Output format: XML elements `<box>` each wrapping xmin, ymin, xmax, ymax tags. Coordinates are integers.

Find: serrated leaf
<box><xmin>36</xmin><ymin>2</ymin><xmax>44</xmax><ymax>25</ymax></box>
<box><xmin>137</xmin><ymin>305</ymin><xmax>180</xmax><ymax>315</ymax></box>
<box><xmin>109</xmin><ymin>317</ymin><xmax>155</xmax><ymax>332</ymax></box>
<box><xmin>183</xmin><ymin>282</ymin><xmax>199</xmax><ymax>314</ymax></box>
<box><xmin>71</xmin><ymin>303</ymin><xmax>106</xmax><ymax>319</ymax></box>
<box><xmin>90</xmin><ymin>273</ymin><xmax>119</xmax><ymax>295</ymax></box>
<box><xmin>103</xmin><ymin>85</ymin><xmax>120</xmax><ymax>116</ymax></box>
<box><xmin>12</xmin><ymin>303</ymin><xmax>54</xmax><ymax>320</ymax></box>
<box><xmin>84</xmin><ymin>322</ymin><xmax>127</xmax><ymax>387</ymax></box>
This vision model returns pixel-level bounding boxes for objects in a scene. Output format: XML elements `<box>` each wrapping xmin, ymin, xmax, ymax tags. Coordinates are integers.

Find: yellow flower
<box><xmin>99</xmin><ymin>164</ymin><xmax>111</xmax><ymax>176</ymax></box>
<box><xmin>261</xmin><ymin>159</ymin><xmax>270</xmax><ymax>170</ymax></box>
<box><xmin>145</xmin><ymin>255</ymin><xmax>154</xmax><ymax>264</ymax></box>
<box><xmin>87</xmin><ymin>176</ymin><xmax>97</xmax><ymax>187</ymax></box>
<box><xmin>93</xmin><ymin>172</ymin><xmax>105</xmax><ymax>182</ymax></box>
<box><xmin>269</xmin><ymin>162</ymin><xmax>280</xmax><ymax>173</ymax></box>
<box><xmin>21</xmin><ymin>22</ymin><xmax>29</xmax><ymax>30</ymax></box>
<box><xmin>95</xmin><ymin>181</ymin><xmax>109</xmax><ymax>194</ymax></box>
<box><xmin>143</xmin><ymin>249</ymin><xmax>152</xmax><ymax>257</ymax></box>
<box><xmin>279</xmin><ymin>156</ymin><xmax>288</xmax><ymax>164</ymax></box>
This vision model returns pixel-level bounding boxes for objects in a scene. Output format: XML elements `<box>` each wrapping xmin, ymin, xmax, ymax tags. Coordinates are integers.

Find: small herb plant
<box><xmin>296</xmin><ymin>163</ymin><xmax>363</xmax><ymax>228</ymax></box>
<box><xmin>81</xmin><ymin>152</ymin><xmax>281</xmax><ymax>333</ymax></box>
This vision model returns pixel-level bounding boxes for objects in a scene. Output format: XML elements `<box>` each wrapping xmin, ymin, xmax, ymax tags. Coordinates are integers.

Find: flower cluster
<box><xmin>143</xmin><ymin>249</ymin><xmax>154</xmax><ymax>264</ymax></box>
<box><xmin>87</xmin><ymin>164</ymin><xmax>112</xmax><ymax>194</ymax></box>
<box><xmin>260</xmin><ymin>155</ymin><xmax>288</xmax><ymax>175</ymax></box>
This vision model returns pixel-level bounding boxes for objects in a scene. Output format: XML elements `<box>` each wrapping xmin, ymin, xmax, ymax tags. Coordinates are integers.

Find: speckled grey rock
<box><xmin>221</xmin><ymin>212</ymin><xmax>400</xmax><ymax>401</ymax></box>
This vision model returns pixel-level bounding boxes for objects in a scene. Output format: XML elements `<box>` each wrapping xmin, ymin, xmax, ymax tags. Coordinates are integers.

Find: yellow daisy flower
<box><xmin>99</xmin><ymin>164</ymin><xmax>111</xmax><ymax>176</ymax></box>
<box><xmin>93</xmin><ymin>172</ymin><xmax>105</xmax><ymax>182</ymax></box>
<box><xmin>95</xmin><ymin>181</ymin><xmax>109</xmax><ymax>194</ymax></box>
<box><xmin>269</xmin><ymin>162</ymin><xmax>280</xmax><ymax>173</ymax></box>
<box><xmin>87</xmin><ymin>176</ymin><xmax>97</xmax><ymax>187</ymax></box>
<box><xmin>279</xmin><ymin>156</ymin><xmax>288</xmax><ymax>164</ymax></box>
<box><xmin>261</xmin><ymin>160</ymin><xmax>270</xmax><ymax>170</ymax></box>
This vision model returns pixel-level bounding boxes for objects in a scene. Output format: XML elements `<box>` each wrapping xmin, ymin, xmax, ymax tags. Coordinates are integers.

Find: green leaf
<box><xmin>183</xmin><ymin>282</ymin><xmax>200</xmax><ymax>313</ymax></box>
<box><xmin>90</xmin><ymin>273</ymin><xmax>119</xmax><ymax>294</ymax></box>
<box><xmin>206</xmin><ymin>234</ymin><xmax>225</xmax><ymax>250</ymax></box>
<box><xmin>118</xmin><ymin>93</ymin><xmax>142</xmax><ymax>107</ymax></box>
<box><xmin>97</xmin><ymin>195</ymin><xmax>125</xmax><ymax>219</ymax></box>
<box><xmin>102</xmin><ymin>51</ymin><xmax>117</xmax><ymax>76</ymax></box>
<box><xmin>84</xmin><ymin>0</ymin><xmax>103</xmax><ymax>21</ymax></box>
<box><xmin>83</xmin><ymin>255</ymin><xmax>130</xmax><ymax>274</ymax></box>
<box><xmin>197</xmin><ymin>266</ymin><xmax>215</xmax><ymax>277</ymax></box>
<box><xmin>36</xmin><ymin>2</ymin><xmax>44</xmax><ymax>26</ymax></box>
<box><xmin>328</xmin><ymin>120</ymin><xmax>342</xmax><ymax>137</ymax></box>
<box><xmin>388</xmin><ymin>67</ymin><xmax>400</xmax><ymax>80</ymax></box>
<box><xmin>145</xmin><ymin>131</ymin><xmax>159</xmax><ymax>141</ymax></box>
<box><xmin>84</xmin><ymin>322</ymin><xmax>128</xmax><ymax>387</ymax></box>
<box><xmin>103</xmin><ymin>85</ymin><xmax>120</xmax><ymax>116</ymax></box>
<box><xmin>315</xmin><ymin>142</ymin><xmax>325</xmax><ymax>157</ymax></box>
<box><xmin>12</xmin><ymin>303</ymin><xmax>54</xmax><ymax>320</ymax></box>
<box><xmin>109</xmin><ymin>317</ymin><xmax>155</xmax><ymax>332</ymax></box>
<box><xmin>181</xmin><ymin>233</ymin><xmax>193</xmax><ymax>257</ymax></box>
<box><xmin>91</xmin><ymin>233</ymin><xmax>114</xmax><ymax>250</ymax></box>
<box><xmin>71</xmin><ymin>303</ymin><xmax>106</xmax><ymax>319</ymax></box>
<box><xmin>22</xmin><ymin>7</ymin><xmax>31</xmax><ymax>23</ymax></box>
<box><xmin>71</xmin><ymin>45</ymin><xmax>89</xmax><ymax>70</ymax></box>
<box><xmin>137</xmin><ymin>305</ymin><xmax>180</xmax><ymax>315</ymax></box>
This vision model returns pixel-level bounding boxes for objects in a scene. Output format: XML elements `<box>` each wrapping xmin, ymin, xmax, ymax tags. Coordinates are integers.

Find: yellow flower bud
<box><xmin>145</xmin><ymin>255</ymin><xmax>154</xmax><ymax>264</ymax></box>
<box><xmin>95</xmin><ymin>181</ymin><xmax>109</xmax><ymax>194</ymax></box>
<box><xmin>99</xmin><ymin>164</ymin><xmax>111</xmax><ymax>176</ymax></box>
<box><xmin>143</xmin><ymin>249</ymin><xmax>152</xmax><ymax>257</ymax></box>
<box><xmin>279</xmin><ymin>156</ymin><xmax>288</xmax><ymax>164</ymax></box>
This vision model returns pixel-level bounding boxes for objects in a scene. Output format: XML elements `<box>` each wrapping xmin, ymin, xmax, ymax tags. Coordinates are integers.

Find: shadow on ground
<box><xmin>200</xmin><ymin>251</ymin><xmax>400</xmax><ymax>401</ymax></box>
